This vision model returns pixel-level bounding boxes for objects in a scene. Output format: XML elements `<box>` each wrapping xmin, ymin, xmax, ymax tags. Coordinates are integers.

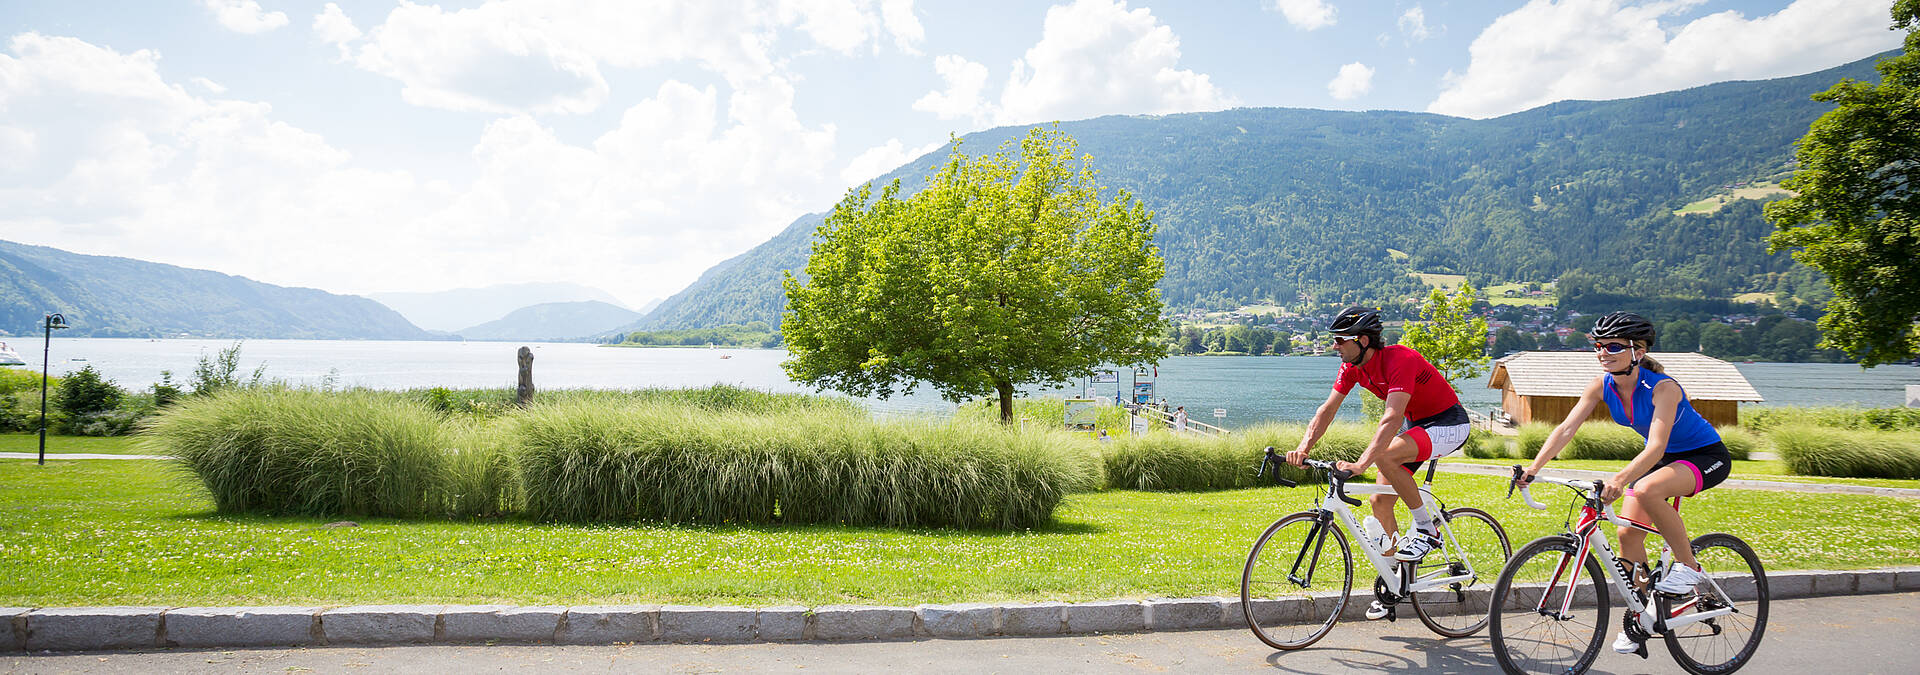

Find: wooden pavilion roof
<box><xmin>1486</xmin><ymin>351</ymin><xmax>1763</xmax><ymax>402</ymax></box>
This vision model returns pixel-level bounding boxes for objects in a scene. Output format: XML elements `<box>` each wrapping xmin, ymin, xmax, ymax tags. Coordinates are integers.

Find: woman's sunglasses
<box><xmin>1592</xmin><ymin>341</ymin><xmax>1636</xmax><ymax>354</ymax></box>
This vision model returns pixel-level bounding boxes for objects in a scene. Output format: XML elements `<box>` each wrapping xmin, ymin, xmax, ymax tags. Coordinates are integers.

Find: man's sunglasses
<box><xmin>1592</xmin><ymin>341</ymin><xmax>1636</xmax><ymax>354</ymax></box>
<box><xmin>1331</xmin><ymin>336</ymin><xmax>1358</xmax><ymax>345</ymax></box>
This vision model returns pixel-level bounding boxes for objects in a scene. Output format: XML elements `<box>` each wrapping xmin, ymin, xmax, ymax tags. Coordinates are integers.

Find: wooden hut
<box><xmin>1485</xmin><ymin>352</ymin><xmax>1762</xmax><ymax>427</ymax></box>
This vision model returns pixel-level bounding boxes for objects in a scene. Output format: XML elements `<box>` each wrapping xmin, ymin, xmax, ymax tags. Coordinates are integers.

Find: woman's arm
<box><xmin>1522</xmin><ymin>377</ymin><xmax>1606</xmax><ymax>480</ymax></box>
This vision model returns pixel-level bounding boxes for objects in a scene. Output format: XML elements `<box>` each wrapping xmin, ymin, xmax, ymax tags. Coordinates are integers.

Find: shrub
<box><xmin>1771</xmin><ymin>425</ymin><xmax>1920</xmax><ymax>479</ymax></box>
<box><xmin>1516</xmin><ymin>423</ymin><xmax>1552</xmax><ymax>459</ymax></box>
<box><xmin>513</xmin><ymin>399</ymin><xmax>1098</xmax><ymax>528</ymax></box>
<box><xmin>1463</xmin><ymin>428</ymin><xmax>1509</xmax><ymax>459</ymax></box>
<box><xmin>1559</xmin><ymin>423</ymin><xmax>1650</xmax><ymax>460</ymax></box>
<box><xmin>1744</xmin><ymin>406</ymin><xmax>1920</xmax><ymax>433</ymax></box>
<box><xmin>54</xmin><ymin>365</ymin><xmax>122</xmax><ymax>418</ymax></box>
<box><xmin>1714</xmin><ymin>425</ymin><xmax>1762</xmax><ymax>461</ymax></box>
<box><xmin>1101</xmin><ymin>423</ymin><xmax>1367</xmax><ymax>491</ymax></box>
<box><xmin>145</xmin><ymin>389</ymin><xmax>452</xmax><ymax>518</ymax></box>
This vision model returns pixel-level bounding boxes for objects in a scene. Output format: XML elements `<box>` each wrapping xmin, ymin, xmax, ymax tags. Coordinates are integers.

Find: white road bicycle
<box><xmin>1491</xmin><ymin>466</ymin><xmax>1769</xmax><ymax>675</ymax></box>
<box><xmin>1240</xmin><ymin>448</ymin><xmax>1512</xmax><ymax>650</ymax></box>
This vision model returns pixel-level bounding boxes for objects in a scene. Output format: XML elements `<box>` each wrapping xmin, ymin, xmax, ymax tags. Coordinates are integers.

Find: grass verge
<box><xmin>3</xmin><ymin>458</ymin><xmax>1917</xmax><ymax>607</ymax></box>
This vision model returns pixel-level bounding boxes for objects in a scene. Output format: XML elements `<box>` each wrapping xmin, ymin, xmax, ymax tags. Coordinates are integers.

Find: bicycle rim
<box><xmin>1241</xmin><ymin>511</ymin><xmax>1352</xmax><ymax>650</ymax></box>
<box><xmin>1661</xmin><ymin>533</ymin><xmax>1769</xmax><ymax>675</ymax></box>
<box><xmin>1411</xmin><ymin>506</ymin><xmax>1512</xmax><ymax>638</ymax></box>
<box><xmin>1491</xmin><ymin>535</ymin><xmax>1610</xmax><ymax>675</ymax></box>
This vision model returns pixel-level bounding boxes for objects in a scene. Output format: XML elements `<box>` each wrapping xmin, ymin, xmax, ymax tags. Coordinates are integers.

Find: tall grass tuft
<box><xmin>1771</xmin><ymin>425</ymin><xmax>1920</xmax><ymax>479</ymax></box>
<box><xmin>1714</xmin><ymin>425</ymin><xmax>1761</xmax><ymax>461</ymax></box>
<box><xmin>512</xmin><ymin>399</ymin><xmax>1098</xmax><ymax>528</ymax></box>
<box><xmin>1519</xmin><ymin>421</ymin><xmax>1757</xmax><ymax>461</ymax></box>
<box><xmin>1743</xmin><ymin>406</ymin><xmax>1920</xmax><ymax>433</ymax></box>
<box><xmin>1101</xmin><ymin>423</ymin><xmax>1367</xmax><ymax>491</ymax></box>
<box><xmin>144</xmin><ymin>389</ymin><xmax>450</xmax><ymax>517</ymax></box>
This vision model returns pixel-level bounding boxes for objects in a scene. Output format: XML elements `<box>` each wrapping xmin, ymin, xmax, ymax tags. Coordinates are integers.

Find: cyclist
<box><xmin>1515</xmin><ymin>311</ymin><xmax>1732</xmax><ymax>654</ymax></box>
<box><xmin>1288</xmin><ymin>306</ymin><xmax>1473</xmax><ymax>619</ymax></box>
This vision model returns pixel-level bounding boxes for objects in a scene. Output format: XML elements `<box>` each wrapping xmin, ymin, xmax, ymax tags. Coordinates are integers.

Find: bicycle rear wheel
<box><xmin>1660</xmin><ymin>533</ymin><xmax>1768</xmax><ymax>675</ymax></box>
<box><xmin>1490</xmin><ymin>535</ymin><xmax>1610</xmax><ymax>675</ymax></box>
<box><xmin>1411</xmin><ymin>506</ymin><xmax>1512</xmax><ymax>638</ymax></box>
<box><xmin>1241</xmin><ymin>511</ymin><xmax>1352</xmax><ymax>650</ymax></box>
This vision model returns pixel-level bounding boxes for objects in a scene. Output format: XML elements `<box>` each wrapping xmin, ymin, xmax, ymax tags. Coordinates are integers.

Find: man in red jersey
<box><xmin>1287</xmin><ymin>306</ymin><xmax>1471</xmax><ymax>570</ymax></box>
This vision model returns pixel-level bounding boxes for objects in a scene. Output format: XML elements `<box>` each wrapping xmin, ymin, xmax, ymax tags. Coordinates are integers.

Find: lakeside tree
<box><xmin>781</xmin><ymin>127</ymin><xmax>1168</xmax><ymax>422</ymax></box>
<box><xmin>1765</xmin><ymin>0</ymin><xmax>1920</xmax><ymax>366</ymax></box>
<box><xmin>1398</xmin><ymin>281</ymin><xmax>1491</xmax><ymax>388</ymax></box>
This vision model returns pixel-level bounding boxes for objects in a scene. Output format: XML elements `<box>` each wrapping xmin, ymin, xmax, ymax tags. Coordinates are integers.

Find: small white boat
<box><xmin>0</xmin><ymin>342</ymin><xmax>24</xmax><ymax>367</ymax></box>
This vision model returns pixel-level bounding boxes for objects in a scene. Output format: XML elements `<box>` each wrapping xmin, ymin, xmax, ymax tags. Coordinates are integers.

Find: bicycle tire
<box><xmin>1411</xmin><ymin>506</ymin><xmax>1512</xmax><ymax>638</ymax></box>
<box><xmin>1241</xmin><ymin>511</ymin><xmax>1352</xmax><ymax>650</ymax></box>
<box><xmin>1660</xmin><ymin>533</ymin><xmax>1769</xmax><ymax>675</ymax></box>
<box><xmin>1490</xmin><ymin>535</ymin><xmax>1610</xmax><ymax>675</ymax></box>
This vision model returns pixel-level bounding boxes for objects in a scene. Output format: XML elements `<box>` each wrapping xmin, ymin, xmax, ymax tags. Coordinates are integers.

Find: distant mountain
<box><xmin>636</xmin><ymin>52</ymin><xmax>1892</xmax><ymax>330</ymax></box>
<box><xmin>370</xmin><ymin>282</ymin><xmax>633</xmax><ymax>332</ymax></box>
<box><xmin>0</xmin><ymin>239</ymin><xmax>430</xmax><ymax>339</ymax></box>
<box><xmin>455</xmin><ymin>300</ymin><xmax>643</xmax><ymax>341</ymax></box>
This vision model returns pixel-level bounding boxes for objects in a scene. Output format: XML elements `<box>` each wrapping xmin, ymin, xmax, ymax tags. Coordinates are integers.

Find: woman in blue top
<box><xmin>1515</xmin><ymin>312</ymin><xmax>1733</xmax><ymax>654</ymax></box>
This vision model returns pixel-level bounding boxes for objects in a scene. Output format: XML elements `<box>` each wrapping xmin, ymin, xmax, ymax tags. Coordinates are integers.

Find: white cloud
<box><xmin>312</xmin><ymin>3</ymin><xmax>362</xmax><ymax>61</ymax></box>
<box><xmin>1429</xmin><ymin>0</ymin><xmax>1903</xmax><ymax>119</ymax></box>
<box><xmin>200</xmin><ymin>0</ymin><xmax>290</xmax><ymax>34</ymax></box>
<box><xmin>351</xmin><ymin>2</ymin><xmax>610</xmax><ymax>116</ymax></box>
<box><xmin>1399</xmin><ymin>7</ymin><xmax>1432</xmax><ymax>41</ymax></box>
<box><xmin>1269</xmin><ymin>0</ymin><xmax>1337</xmax><ymax>30</ymax></box>
<box><xmin>946</xmin><ymin>0</ymin><xmax>1236</xmax><ymax>127</ymax></box>
<box><xmin>839</xmin><ymin>137</ymin><xmax>944</xmax><ymax>185</ymax></box>
<box><xmin>0</xmin><ymin>33</ymin><xmax>851</xmax><ymax>307</ymax></box>
<box><xmin>912</xmin><ymin>54</ymin><xmax>991</xmax><ymax>125</ymax></box>
<box><xmin>1327</xmin><ymin>62</ymin><xmax>1374</xmax><ymax>100</ymax></box>
<box><xmin>880</xmin><ymin>0</ymin><xmax>926</xmax><ymax>54</ymax></box>
<box><xmin>190</xmin><ymin>77</ymin><xmax>227</xmax><ymax>94</ymax></box>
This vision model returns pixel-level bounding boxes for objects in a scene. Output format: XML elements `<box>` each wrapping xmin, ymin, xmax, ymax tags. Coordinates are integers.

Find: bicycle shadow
<box><xmin>1259</xmin><ymin>636</ymin><xmax>1647</xmax><ymax>674</ymax></box>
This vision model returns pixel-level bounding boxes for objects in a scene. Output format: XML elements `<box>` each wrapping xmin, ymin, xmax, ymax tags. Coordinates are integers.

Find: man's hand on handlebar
<box><xmin>1285</xmin><ymin>445</ymin><xmax>1310</xmax><ymax>467</ymax></box>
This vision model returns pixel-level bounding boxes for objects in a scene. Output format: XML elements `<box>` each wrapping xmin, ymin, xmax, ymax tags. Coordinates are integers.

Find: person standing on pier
<box><xmin>1286</xmin><ymin>307</ymin><xmax>1472</xmax><ymax>618</ymax></box>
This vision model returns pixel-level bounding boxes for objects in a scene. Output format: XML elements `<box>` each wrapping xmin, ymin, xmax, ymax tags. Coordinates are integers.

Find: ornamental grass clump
<box><xmin>1101</xmin><ymin>423</ymin><xmax>1367</xmax><ymax>491</ymax></box>
<box><xmin>1558</xmin><ymin>423</ymin><xmax>1653</xmax><ymax>460</ymax></box>
<box><xmin>144</xmin><ymin>389</ymin><xmax>450</xmax><ymax>517</ymax></box>
<box><xmin>1772</xmin><ymin>425</ymin><xmax>1920</xmax><ymax>479</ymax></box>
<box><xmin>512</xmin><ymin>399</ymin><xmax>1098</xmax><ymax>528</ymax></box>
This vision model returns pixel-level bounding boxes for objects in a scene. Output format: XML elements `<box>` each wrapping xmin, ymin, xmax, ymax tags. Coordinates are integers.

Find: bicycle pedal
<box><xmin>1633</xmin><ymin>642</ymin><xmax>1648</xmax><ymax>659</ymax></box>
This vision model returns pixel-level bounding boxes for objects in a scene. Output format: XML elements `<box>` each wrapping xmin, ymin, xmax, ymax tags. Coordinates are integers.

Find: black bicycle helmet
<box><xmin>1589</xmin><ymin>311</ymin><xmax>1656</xmax><ymax>346</ymax></box>
<box><xmin>1328</xmin><ymin>307</ymin><xmax>1384</xmax><ymax>337</ymax></box>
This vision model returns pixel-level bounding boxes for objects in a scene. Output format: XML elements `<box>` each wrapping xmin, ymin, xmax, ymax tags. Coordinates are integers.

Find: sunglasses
<box><xmin>1592</xmin><ymin>341</ymin><xmax>1636</xmax><ymax>354</ymax></box>
<box><xmin>1331</xmin><ymin>336</ymin><xmax>1359</xmax><ymax>345</ymax></box>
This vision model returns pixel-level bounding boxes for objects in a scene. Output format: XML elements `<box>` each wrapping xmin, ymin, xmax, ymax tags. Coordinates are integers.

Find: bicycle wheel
<box><xmin>1411</xmin><ymin>506</ymin><xmax>1512</xmax><ymax>638</ymax></box>
<box><xmin>1241</xmin><ymin>511</ymin><xmax>1352</xmax><ymax>650</ymax></box>
<box><xmin>1490</xmin><ymin>535</ymin><xmax>1610</xmax><ymax>675</ymax></box>
<box><xmin>1660</xmin><ymin>533</ymin><xmax>1769</xmax><ymax>675</ymax></box>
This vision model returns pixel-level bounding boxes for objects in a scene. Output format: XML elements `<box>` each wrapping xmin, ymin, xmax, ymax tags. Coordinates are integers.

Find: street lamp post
<box><xmin>38</xmin><ymin>312</ymin><xmax>68</xmax><ymax>466</ymax></box>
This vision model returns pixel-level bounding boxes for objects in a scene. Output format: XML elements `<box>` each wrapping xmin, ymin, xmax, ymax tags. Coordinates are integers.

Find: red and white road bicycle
<box><xmin>1490</xmin><ymin>466</ymin><xmax>1768</xmax><ymax>675</ymax></box>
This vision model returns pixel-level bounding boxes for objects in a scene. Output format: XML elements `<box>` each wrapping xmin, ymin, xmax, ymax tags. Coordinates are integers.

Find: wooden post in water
<box><xmin>516</xmin><ymin>346</ymin><xmax>535</xmax><ymax>407</ymax></box>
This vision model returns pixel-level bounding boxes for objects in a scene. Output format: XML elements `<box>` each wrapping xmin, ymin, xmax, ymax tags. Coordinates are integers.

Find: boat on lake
<box><xmin>0</xmin><ymin>342</ymin><xmax>24</xmax><ymax>366</ymax></box>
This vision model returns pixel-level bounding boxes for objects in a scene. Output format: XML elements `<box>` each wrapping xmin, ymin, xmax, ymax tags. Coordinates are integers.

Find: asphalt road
<box><xmin>8</xmin><ymin>592</ymin><xmax>1916</xmax><ymax>674</ymax></box>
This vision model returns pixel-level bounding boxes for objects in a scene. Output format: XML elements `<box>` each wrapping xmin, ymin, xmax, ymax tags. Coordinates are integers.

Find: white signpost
<box><xmin>1907</xmin><ymin>384</ymin><xmax>1919</xmax><ymax>409</ymax></box>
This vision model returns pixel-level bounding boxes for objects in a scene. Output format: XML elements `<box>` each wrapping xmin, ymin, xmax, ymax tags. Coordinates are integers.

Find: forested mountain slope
<box><xmin>627</xmin><ymin>53</ymin><xmax>1889</xmax><ymax>330</ymax></box>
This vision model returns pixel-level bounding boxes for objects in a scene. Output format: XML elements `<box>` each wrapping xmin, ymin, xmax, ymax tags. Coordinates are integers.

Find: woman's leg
<box><xmin>1625</xmin><ymin>465</ymin><xmax>1700</xmax><ymax>569</ymax></box>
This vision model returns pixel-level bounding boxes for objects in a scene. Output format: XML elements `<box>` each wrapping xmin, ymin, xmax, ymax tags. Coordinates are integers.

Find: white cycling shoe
<box><xmin>1655</xmin><ymin>563</ymin><xmax>1707</xmax><ymax>594</ymax></box>
<box><xmin>1612</xmin><ymin>631</ymin><xmax>1640</xmax><ymax>654</ymax></box>
<box><xmin>1393</xmin><ymin>531</ymin><xmax>1441</xmax><ymax>562</ymax></box>
<box><xmin>1365</xmin><ymin>600</ymin><xmax>1390</xmax><ymax>620</ymax></box>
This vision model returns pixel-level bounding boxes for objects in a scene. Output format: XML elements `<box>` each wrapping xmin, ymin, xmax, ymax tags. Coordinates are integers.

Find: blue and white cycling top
<box><xmin>1599</xmin><ymin>369</ymin><xmax>1721</xmax><ymax>453</ymax></box>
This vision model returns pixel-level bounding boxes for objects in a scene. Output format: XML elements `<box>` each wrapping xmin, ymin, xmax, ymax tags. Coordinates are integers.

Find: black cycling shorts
<box><xmin>1632</xmin><ymin>442</ymin><xmax>1733</xmax><ymax>497</ymax></box>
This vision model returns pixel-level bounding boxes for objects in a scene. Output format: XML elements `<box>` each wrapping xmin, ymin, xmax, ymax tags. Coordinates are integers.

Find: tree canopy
<box><xmin>781</xmin><ymin>127</ymin><xmax>1169</xmax><ymax>421</ymax></box>
<box><xmin>1765</xmin><ymin>0</ymin><xmax>1920</xmax><ymax>366</ymax></box>
<box><xmin>1398</xmin><ymin>281</ymin><xmax>1490</xmax><ymax>389</ymax></box>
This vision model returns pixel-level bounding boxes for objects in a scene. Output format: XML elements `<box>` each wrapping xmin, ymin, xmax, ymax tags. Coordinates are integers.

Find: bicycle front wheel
<box><xmin>1241</xmin><ymin>511</ymin><xmax>1352</xmax><ymax>650</ymax></box>
<box><xmin>1490</xmin><ymin>535</ymin><xmax>1610</xmax><ymax>675</ymax></box>
<box><xmin>1660</xmin><ymin>533</ymin><xmax>1768</xmax><ymax>675</ymax></box>
<box><xmin>1411</xmin><ymin>506</ymin><xmax>1512</xmax><ymax>638</ymax></box>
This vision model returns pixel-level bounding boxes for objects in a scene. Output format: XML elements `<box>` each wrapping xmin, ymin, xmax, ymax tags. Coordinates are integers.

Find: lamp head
<box><xmin>45</xmin><ymin>313</ymin><xmax>68</xmax><ymax>330</ymax></box>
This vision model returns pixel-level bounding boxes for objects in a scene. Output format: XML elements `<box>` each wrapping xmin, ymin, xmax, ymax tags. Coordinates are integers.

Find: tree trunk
<box><xmin>997</xmin><ymin>380</ymin><xmax>1015</xmax><ymax>424</ymax></box>
<box><xmin>516</xmin><ymin>346</ymin><xmax>535</xmax><ymax>407</ymax></box>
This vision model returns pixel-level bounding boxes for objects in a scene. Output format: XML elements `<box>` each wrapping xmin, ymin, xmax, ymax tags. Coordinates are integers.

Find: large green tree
<box><xmin>1765</xmin><ymin>0</ymin><xmax>1920</xmax><ymax>366</ymax></box>
<box><xmin>781</xmin><ymin>127</ymin><xmax>1168</xmax><ymax>422</ymax></box>
<box><xmin>1398</xmin><ymin>281</ymin><xmax>1491</xmax><ymax>388</ymax></box>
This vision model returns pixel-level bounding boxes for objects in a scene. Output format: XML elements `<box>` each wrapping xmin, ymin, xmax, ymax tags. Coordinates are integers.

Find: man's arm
<box><xmin>1287</xmin><ymin>388</ymin><xmax>1348</xmax><ymax>465</ymax></box>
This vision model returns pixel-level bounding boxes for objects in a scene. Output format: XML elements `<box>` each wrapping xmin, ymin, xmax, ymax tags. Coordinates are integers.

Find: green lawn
<box><xmin>1452</xmin><ymin>457</ymin><xmax>1920</xmax><ymax>490</ymax></box>
<box><xmin>0</xmin><ymin>433</ymin><xmax>153</xmax><ymax>455</ymax></box>
<box><xmin>4</xmin><ymin>459</ymin><xmax>1918</xmax><ymax>608</ymax></box>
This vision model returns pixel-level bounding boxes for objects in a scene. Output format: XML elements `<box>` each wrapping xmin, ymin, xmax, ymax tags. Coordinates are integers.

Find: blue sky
<box><xmin>0</xmin><ymin>1</ymin><xmax>1904</xmax><ymax>309</ymax></box>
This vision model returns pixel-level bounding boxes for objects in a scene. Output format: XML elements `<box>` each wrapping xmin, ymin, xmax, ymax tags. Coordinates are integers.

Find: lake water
<box><xmin>11</xmin><ymin>338</ymin><xmax>1918</xmax><ymax>428</ymax></box>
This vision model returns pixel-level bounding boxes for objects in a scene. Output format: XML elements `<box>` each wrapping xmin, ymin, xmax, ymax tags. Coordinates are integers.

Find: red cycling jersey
<box><xmin>1333</xmin><ymin>344</ymin><xmax>1460</xmax><ymax>422</ymax></box>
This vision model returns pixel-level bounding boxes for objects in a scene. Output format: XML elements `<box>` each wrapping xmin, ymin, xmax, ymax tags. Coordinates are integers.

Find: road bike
<box><xmin>1491</xmin><ymin>466</ymin><xmax>1768</xmax><ymax>674</ymax></box>
<box><xmin>1241</xmin><ymin>448</ymin><xmax>1512</xmax><ymax>650</ymax></box>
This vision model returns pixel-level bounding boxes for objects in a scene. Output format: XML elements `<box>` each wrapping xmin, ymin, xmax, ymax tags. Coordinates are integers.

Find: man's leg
<box><xmin>1370</xmin><ymin>434</ymin><xmax>1427</xmax><ymax>529</ymax></box>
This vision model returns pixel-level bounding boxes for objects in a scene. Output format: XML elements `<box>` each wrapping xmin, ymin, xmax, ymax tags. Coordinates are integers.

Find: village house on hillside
<box><xmin>1486</xmin><ymin>352</ymin><xmax>1763</xmax><ymax>427</ymax></box>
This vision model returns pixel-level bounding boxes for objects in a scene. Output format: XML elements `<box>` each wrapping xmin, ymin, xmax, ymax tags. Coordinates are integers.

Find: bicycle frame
<box><xmin>1516</xmin><ymin>475</ymin><xmax>1738</xmax><ymax>636</ymax></box>
<box><xmin>1294</xmin><ymin>464</ymin><xmax>1482</xmax><ymax>599</ymax></box>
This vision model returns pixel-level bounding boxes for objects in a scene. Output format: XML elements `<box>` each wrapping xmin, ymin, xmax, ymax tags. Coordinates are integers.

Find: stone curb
<box><xmin>8</xmin><ymin>567</ymin><xmax>1918</xmax><ymax>652</ymax></box>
